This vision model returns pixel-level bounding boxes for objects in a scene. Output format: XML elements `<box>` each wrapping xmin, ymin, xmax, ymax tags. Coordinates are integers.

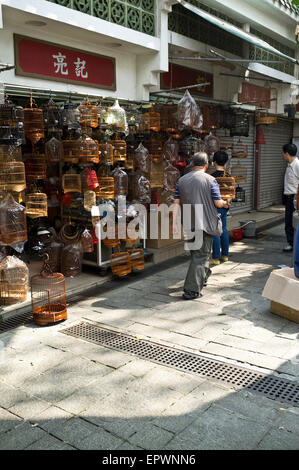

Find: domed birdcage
<box><xmin>105</xmin><ymin>99</ymin><xmax>128</xmax><ymax>133</ymax></box>
<box><xmin>24</xmin><ymin>94</ymin><xmax>45</xmax><ymax>144</ymax></box>
<box><xmin>204</xmin><ymin>132</ymin><xmax>220</xmax><ymax>156</ymax></box>
<box><xmin>78</xmin><ymin>97</ymin><xmax>98</xmax><ymax>129</ymax></box>
<box><xmin>84</xmin><ymin>190</ymin><xmax>96</xmax><ymax>212</ymax></box>
<box><xmin>62</xmin><ymin>138</ymin><xmax>80</xmax><ymax>164</ymax></box>
<box><xmin>43</xmin><ymin>99</ymin><xmax>62</xmax><ymax>135</ymax></box>
<box><xmin>179</xmin><ymin>135</ymin><xmax>200</xmax><ymax>156</ymax></box>
<box><xmin>232</xmin><ymin>139</ymin><xmax>248</xmax><ymax>159</ymax></box>
<box><xmin>132</xmin><ymin>172</ymin><xmax>151</xmax><ymax>203</ymax></box>
<box><xmin>128</xmin><ymin>248</ymin><xmax>144</xmax><ymax>271</ymax></box>
<box><xmin>79</xmin><ymin>134</ymin><xmax>99</xmax><ymax>164</ymax></box>
<box><xmin>163</xmin><ymin>137</ymin><xmax>179</xmax><ymax>164</ymax></box>
<box><xmin>231</xmin><ymin>163</ymin><xmax>247</xmax><ymax>183</ymax></box>
<box><xmin>26</xmin><ymin>192</ymin><xmax>48</xmax><ymax>218</ymax></box>
<box><xmin>99</xmin><ymin>142</ymin><xmax>114</xmax><ymax>165</ymax></box>
<box><xmin>112</xmin><ymin>167</ymin><xmax>128</xmax><ymax>195</ymax></box>
<box><xmin>25</xmin><ymin>152</ymin><xmax>47</xmax><ymax>183</ymax></box>
<box><xmin>160</xmin><ymin>100</ymin><xmax>178</xmax><ymax>134</ymax></box>
<box><xmin>0</xmin><ymin>255</ymin><xmax>28</xmax><ymax>305</ymax></box>
<box><xmin>0</xmin><ymin>193</ymin><xmax>27</xmax><ymax>246</ymax></box>
<box><xmin>110</xmin><ymin>245</ymin><xmax>131</xmax><ymax>277</ymax></box>
<box><xmin>0</xmin><ymin>161</ymin><xmax>26</xmax><ymax>192</ymax></box>
<box><xmin>147</xmin><ymin>137</ymin><xmax>163</xmax><ymax>164</ymax></box>
<box><xmin>134</xmin><ymin>143</ymin><xmax>150</xmax><ymax>173</ymax></box>
<box><xmin>216</xmin><ymin>176</ymin><xmax>236</xmax><ymax>200</ymax></box>
<box><xmin>61</xmin><ymin>100</ymin><xmax>80</xmax><ymax>130</ymax></box>
<box><xmin>110</xmin><ymin>136</ymin><xmax>126</xmax><ymax>164</ymax></box>
<box><xmin>31</xmin><ymin>254</ymin><xmax>67</xmax><ymax>326</ymax></box>
<box><xmin>150</xmin><ymin>159</ymin><xmax>164</xmax><ymax>189</ymax></box>
<box><xmin>164</xmin><ymin>162</ymin><xmax>180</xmax><ymax>193</ymax></box>
<box><xmin>96</xmin><ymin>176</ymin><xmax>115</xmax><ymax>200</ymax></box>
<box><xmin>62</xmin><ymin>172</ymin><xmax>82</xmax><ymax>193</ymax></box>
<box><xmin>142</xmin><ymin>106</ymin><xmax>161</xmax><ymax>133</ymax></box>
<box><xmin>0</xmin><ymin>100</ymin><xmax>25</xmax><ymax>145</ymax></box>
<box><xmin>45</xmin><ymin>136</ymin><xmax>62</xmax><ymax>163</ymax></box>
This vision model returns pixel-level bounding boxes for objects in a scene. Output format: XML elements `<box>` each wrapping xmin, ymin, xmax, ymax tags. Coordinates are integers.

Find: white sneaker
<box><xmin>283</xmin><ymin>245</ymin><xmax>293</xmax><ymax>252</ymax></box>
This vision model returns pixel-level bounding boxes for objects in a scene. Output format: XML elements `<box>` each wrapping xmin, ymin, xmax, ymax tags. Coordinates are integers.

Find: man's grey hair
<box><xmin>191</xmin><ymin>152</ymin><xmax>209</xmax><ymax>167</ymax></box>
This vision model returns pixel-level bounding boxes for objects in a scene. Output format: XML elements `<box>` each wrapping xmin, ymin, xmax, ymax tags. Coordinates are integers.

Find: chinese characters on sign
<box><xmin>239</xmin><ymin>83</ymin><xmax>271</xmax><ymax>108</ymax></box>
<box><xmin>161</xmin><ymin>63</ymin><xmax>213</xmax><ymax>97</ymax></box>
<box><xmin>14</xmin><ymin>35</ymin><xmax>116</xmax><ymax>90</ymax></box>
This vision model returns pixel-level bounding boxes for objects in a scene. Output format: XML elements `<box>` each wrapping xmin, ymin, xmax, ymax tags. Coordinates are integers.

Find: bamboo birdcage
<box><xmin>216</xmin><ymin>176</ymin><xmax>236</xmax><ymax>200</ymax></box>
<box><xmin>79</xmin><ymin>134</ymin><xmax>99</xmax><ymax>164</ymax></box>
<box><xmin>62</xmin><ymin>173</ymin><xmax>82</xmax><ymax>193</ymax></box>
<box><xmin>0</xmin><ymin>256</ymin><xmax>28</xmax><ymax>305</ymax></box>
<box><xmin>0</xmin><ymin>101</ymin><xmax>25</xmax><ymax>145</ymax></box>
<box><xmin>150</xmin><ymin>159</ymin><xmax>164</xmax><ymax>189</ymax></box>
<box><xmin>147</xmin><ymin>138</ymin><xmax>163</xmax><ymax>163</ymax></box>
<box><xmin>62</xmin><ymin>138</ymin><xmax>80</xmax><ymax>164</ymax></box>
<box><xmin>84</xmin><ymin>190</ymin><xmax>96</xmax><ymax>212</ymax></box>
<box><xmin>62</xmin><ymin>100</ymin><xmax>80</xmax><ymax>130</ymax></box>
<box><xmin>160</xmin><ymin>100</ymin><xmax>178</xmax><ymax>134</ymax></box>
<box><xmin>110</xmin><ymin>137</ymin><xmax>126</xmax><ymax>164</ymax></box>
<box><xmin>26</xmin><ymin>192</ymin><xmax>48</xmax><ymax>218</ymax></box>
<box><xmin>45</xmin><ymin>137</ymin><xmax>62</xmax><ymax>163</ymax></box>
<box><xmin>43</xmin><ymin>99</ymin><xmax>61</xmax><ymax>134</ymax></box>
<box><xmin>231</xmin><ymin>163</ymin><xmax>247</xmax><ymax>183</ymax></box>
<box><xmin>31</xmin><ymin>254</ymin><xmax>67</xmax><ymax>326</ymax></box>
<box><xmin>24</xmin><ymin>94</ymin><xmax>45</xmax><ymax>144</ymax></box>
<box><xmin>99</xmin><ymin>143</ymin><xmax>114</xmax><ymax>165</ymax></box>
<box><xmin>128</xmin><ymin>248</ymin><xmax>144</xmax><ymax>271</ymax></box>
<box><xmin>232</xmin><ymin>140</ymin><xmax>248</xmax><ymax>158</ymax></box>
<box><xmin>96</xmin><ymin>177</ymin><xmax>114</xmax><ymax>199</ymax></box>
<box><xmin>220</xmin><ymin>108</ymin><xmax>235</xmax><ymax>129</ymax></box>
<box><xmin>0</xmin><ymin>193</ymin><xmax>27</xmax><ymax>245</ymax></box>
<box><xmin>0</xmin><ymin>161</ymin><xmax>26</xmax><ymax>192</ymax></box>
<box><xmin>79</xmin><ymin>97</ymin><xmax>98</xmax><ymax>129</ymax></box>
<box><xmin>25</xmin><ymin>154</ymin><xmax>47</xmax><ymax>182</ymax></box>
<box><xmin>102</xmin><ymin>225</ymin><xmax>120</xmax><ymax>248</ymax></box>
<box><xmin>110</xmin><ymin>246</ymin><xmax>132</xmax><ymax>277</ymax></box>
<box><xmin>256</xmin><ymin>111</ymin><xmax>277</xmax><ymax>125</ymax></box>
<box><xmin>140</xmin><ymin>107</ymin><xmax>160</xmax><ymax>133</ymax></box>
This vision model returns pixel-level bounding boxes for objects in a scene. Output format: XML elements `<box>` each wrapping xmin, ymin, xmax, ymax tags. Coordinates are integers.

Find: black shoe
<box><xmin>182</xmin><ymin>290</ymin><xmax>202</xmax><ymax>300</ymax></box>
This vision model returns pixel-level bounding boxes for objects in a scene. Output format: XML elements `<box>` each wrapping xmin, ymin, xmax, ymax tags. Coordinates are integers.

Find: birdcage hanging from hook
<box><xmin>24</xmin><ymin>94</ymin><xmax>45</xmax><ymax>144</ymax></box>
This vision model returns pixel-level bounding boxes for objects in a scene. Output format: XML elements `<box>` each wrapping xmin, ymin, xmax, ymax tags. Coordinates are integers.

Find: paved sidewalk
<box><xmin>0</xmin><ymin>224</ymin><xmax>298</xmax><ymax>450</ymax></box>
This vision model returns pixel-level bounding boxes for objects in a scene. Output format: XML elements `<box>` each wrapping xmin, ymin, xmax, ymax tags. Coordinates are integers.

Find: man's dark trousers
<box><xmin>184</xmin><ymin>231</ymin><xmax>213</xmax><ymax>293</ymax></box>
<box><xmin>285</xmin><ymin>195</ymin><xmax>295</xmax><ymax>246</ymax></box>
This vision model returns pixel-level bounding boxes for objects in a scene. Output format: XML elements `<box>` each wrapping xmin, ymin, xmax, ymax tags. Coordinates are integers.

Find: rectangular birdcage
<box><xmin>0</xmin><ymin>256</ymin><xmax>28</xmax><ymax>305</ymax></box>
<box><xmin>110</xmin><ymin>251</ymin><xmax>132</xmax><ymax>277</ymax></box>
<box><xmin>0</xmin><ymin>161</ymin><xmax>26</xmax><ymax>192</ymax></box>
<box><xmin>62</xmin><ymin>173</ymin><xmax>82</xmax><ymax>193</ymax></box>
<box><xmin>26</xmin><ymin>193</ymin><xmax>48</xmax><ymax>218</ymax></box>
<box><xmin>97</xmin><ymin>177</ymin><xmax>114</xmax><ymax>199</ymax></box>
<box><xmin>216</xmin><ymin>176</ymin><xmax>236</xmax><ymax>200</ymax></box>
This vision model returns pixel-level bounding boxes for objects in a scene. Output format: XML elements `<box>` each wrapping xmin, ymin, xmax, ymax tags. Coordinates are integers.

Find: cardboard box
<box><xmin>262</xmin><ymin>268</ymin><xmax>299</xmax><ymax>323</ymax></box>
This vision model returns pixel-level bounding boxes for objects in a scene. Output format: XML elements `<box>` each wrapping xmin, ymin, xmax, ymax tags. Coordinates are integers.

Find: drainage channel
<box><xmin>61</xmin><ymin>321</ymin><xmax>299</xmax><ymax>407</ymax></box>
<box><xmin>0</xmin><ymin>311</ymin><xmax>33</xmax><ymax>333</ymax></box>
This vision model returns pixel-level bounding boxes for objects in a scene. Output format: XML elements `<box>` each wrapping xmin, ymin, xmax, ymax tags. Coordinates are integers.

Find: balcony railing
<box><xmin>46</xmin><ymin>0</ymin><xmax>155</xmax><ymax>36</ymax></box>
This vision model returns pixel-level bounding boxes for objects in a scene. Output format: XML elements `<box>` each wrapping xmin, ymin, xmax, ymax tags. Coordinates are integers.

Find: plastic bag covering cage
<box><xmin>230</xmin><ymin>113</ymin><xmax>249</xmax><ymax>137</ymax></box>
<box><xmin>81</xmin><ymin>228</ymin><xmax>93</xmax><ymax>252</ymax></box>
<box><xmin>150</xmin><ymin>159</ymin><xmax>164</xmax><ymax>189</ymax></box>
<box><xmin>31</xmin><ymin>255</ymin><xmax>67</xmax><ymax>326</ymax></box>
<box><xmin>24</xmin><ymin>95</ymin><xmax>45</xmax><ymax>144</ymax></box>
<box><xmin>62</xmin><ymin>173</ymin><xmax>82</xmax><ymax>193</ymax></box>
<box><xmin>163</xmin><ymin>137</ymin><xmax>179</xmax><ymax>164</ymax></box>
<box><xmin>134</xmin><ymin>143</ymin><xmax>150</xmax><ymax>173</ymax></box>
<box><xmin>132</xmin><ymin>172</ymin><xmax>151</xmax><ymax>203</ymax></box>
<box><xmin>177</xmin><ymin>90</ymin><xmax>203</xmax><ymax>132</ymax></box>
<box><xmin>0</xmin><ymin>255</ymin><xmax>28</xmax><ymax>305</ymax></box>
<box><xmin>0</xmin><ymin>193</ymin><xmax>27</xmax><ymax>246</ymax></box>
<box><xmin>147</xmin><ymin>137</ymin><xmax>163</xmax><ymax>163</ymax></box>
<box><xmin>62</xmin><ymin>101</ymin><xmax>80</xmax><ymax>130</ymax></box>
<box><xmin>179</xmin><ymin>135</ymin><xmax>200</xmax><ymax>156</ymax></box>
<box><xmin>96</xmin><ymin>177</ymin><xmax>115</xmax><ymax>199</ymax></box>
<box><xmin>105</xmin><ymin>99</ymin><xmax>128</xmax><ymax>133</ymax></box>
<box><xmin>110</xmin><ymin>137</ymin><xmax>126</xmax><ymax>164</ymax></box>
<box><xmin>110</xmin><ymin>249</ymin><xmax>132</xmax><ymax>277</ymax></box>
<box><xmin>99</xmin><ymin>142</ymin><xmax>113</xmax><ymax>165</ymax></box>
<box><xmin>232</xmin><ymin>140</ymin><xmax>248</xmax><ymax>158</ymax></box>
<box><xmin>45</xmin><ymin>137</ymin><xmax>62</xmax><ymax>163</ymax></box>
<box><xmin>84</xmin><ymin>190</ymin><xmax>96</xmax><ymax>212</ymax></box>
<box><xmin>128</xmin><ymin>248</ymin><xmax>144</xmax><ymax>271</ymax></box>
<box><xmin>256</xmin><ymin>112</ymin><xmax>277</xmax><ymax>126</ymax></box>
<box><xmin>61</xmin><ymin>242</ymin><xmax>82</xmax><ymax>277</ymax></box>
<box><xmin>26</xmin><ymin>192</ymin><xmax>48</xmax><ymax>218</ymax></box>
<box><xmin>216</xmin><ymin>176</ymin><xmax>236</xmax><ymax>200</ymax></box>
<box><xmin>231</xmin><ymin>163</ymin><xmax>247</xmax><ymax>183</ymax></box>
<box><xmin>0</xmin><ymin>101</ymin><xmax>25</xmax><ymax>146</ymax></box>
<box><xmin>79</xmin><ymin>134</ymin><xmax>99</xmax><ymax>164</ymax></box>
<box><xmin>79</xmin><ymin>97</ymin><xmax>99</xmax><ymax>129</ymax></box>
<box><xmin>112</xmin><ymin>167</ymin><xmax>128</xmax><ymax>195</ymax></box>
<box><xmin>25</xmin><ymin>151</ymin><xmax>47</xmax><ymax>182</ymax></box>
<box><xmin>0</xmin><ymin>161</ymin><xmax>26</xmax><ymax>192</ymax></box>
<box><xmin>0</xmin><ymin>145</ymin><xmax>22</xmax><ymax>162</ymax></box>
<box><xmin>204</xmin><ymin>132</ymin><xmax>220</xmax><ymax>156</ymax></box>
<box><xmin>43</xmin><ymin>99</ymin><xmax>61</xmax><ymax>134</ymax></box>
<box><xmin>164</xmin><ymin>162</ymin><xmax>180</xmax><ymax>192</ymax></box>
<box><xmin>62</xmin><ymin>138</ymin><xmax>80</xmax><ymax>164</ymax></box>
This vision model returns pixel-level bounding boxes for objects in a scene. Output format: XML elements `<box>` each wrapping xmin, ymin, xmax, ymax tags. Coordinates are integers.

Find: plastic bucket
<box><xmin>232</xmin><ymin>228</ymin><xmax>243</xmax><ymax>241</ymax></box>
<box><xmin>239</xmin><ymin>220</ymin><xmax>256</xmax><ymax>238</ymax></box>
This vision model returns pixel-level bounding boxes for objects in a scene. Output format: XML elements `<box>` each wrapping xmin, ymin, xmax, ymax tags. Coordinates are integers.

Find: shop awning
<box><xmin>176</xmin><ymin>0</ymin><xmax>298</xmax><ymax>64</ymax></box>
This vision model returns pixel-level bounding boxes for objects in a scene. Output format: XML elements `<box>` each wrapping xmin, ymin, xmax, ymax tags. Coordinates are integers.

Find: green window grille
<box><xmin>169</xmin><ymin>4</ymin><xmax>243</xmax><ymax>57</ymax></box>
<box><xmin>250</xmin><ymin>28</ymin><xmax>295</xmax><ymax>76</ymax></box>
<box><xmin>46</xmin><ymin>0</ymin><xmax>155</xmax><ymax>36</ymax></box>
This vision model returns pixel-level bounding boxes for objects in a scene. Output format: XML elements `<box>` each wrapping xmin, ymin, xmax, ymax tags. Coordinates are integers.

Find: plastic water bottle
<box><xmin>294</xmin><ymin>227</ymin><xmax>299</xmax><ymax>279</ymax></box>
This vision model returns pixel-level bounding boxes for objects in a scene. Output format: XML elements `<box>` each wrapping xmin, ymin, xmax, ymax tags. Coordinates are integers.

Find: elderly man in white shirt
<box><xmin>282</xmin><ymin>143</ymin><xmax>299</xmax><ymax>252</ymax></box>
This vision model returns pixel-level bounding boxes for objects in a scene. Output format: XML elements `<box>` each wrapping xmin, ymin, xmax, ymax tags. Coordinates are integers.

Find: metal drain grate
<box><xmin>0</xmin><ymin>311</ymin><xmax>33</xmax><ymax>333</ymax></box>
<box><xmin>61</xmin><ymin>321</ymin><xmax>299</xmax><ymax>407</ymax></box>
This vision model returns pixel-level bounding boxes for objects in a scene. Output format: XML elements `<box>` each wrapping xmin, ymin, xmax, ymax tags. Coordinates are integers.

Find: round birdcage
<box><xmin>62</xmin><ymin>173</ymin><xmax>82</xmax><ymax>193</ymax></box>
<box><xmin>0</xmin><ymin>161</ymin><xmax>26</xmax><ymax>192</ymax></box>
<box><xmin>179</xmin><ymin>135</ymin><xmax>200</xmax><ymax>156</ymax></box>
<box><xmin>232</xmin><ymin>140</ymin><xmax>248</xmax><ymax>158</ymax></box>
<box><xmin>144</xmin><ymin>107</ymin><xmax>160</xmax><ymax>132</ymax></box>
<box><xmin>31</xmin><ymin>254</ymin><xmax>67</xmax><ymax>326</ymax></box>
<box><xmin>110</xmin><ymin>247</ymin><xmax>131</xmax><ymax>277</ymax></box>
<box><xmin>25</xmin><ymin>153</ymin><xmax>47</xmax><ymax>182</ymax></box>
<box><xmin>160</xmin><ymin>100</ymin><xmax>178</xmax><ymax>134</ymax></box>
<box><xmin>150</xmin><ymin>159</ymin><xmax>164</xmax><ymax>189</ymax></box>
<box><xmin>112</xmin><ymin>167</ymin><xmax>128</xmax><ymax>195</ymax></box>
<box><xmin>79</xmin><ymin>97</ymin><xmax>98</xmax><ymax>129</ymax></box>
<box><xmin>79</xmin><ymin>134</ymin><xmax>99</xmax><ymax>164</ymax></box>
<box><xmin>0</xmin><ymin>255</ymin><xmax>28</xmax><ymax>305</ymax></box>
<box><xmin>24</xmin><ymin>95</ymin><xmax>45</xmax><ymax>144</ymax></box>
<box><xmin>62</xmin><ymin>138</ymin><xmax>80</xmax><ymax>164</ymax></box>
<box><xmin>128</xmin><ymin>248</ymin><xmax>144</xmax><ymax>271</ymax></box>
<box><xmin>110</xmin><ymin>137</ymin><xmax>126</xmax><ymax>164</ymax></box>
<box><xmin>26</xmin><ymin>192</ymin><xmax>48</xmax><ymax>218</ymax></box>
<box><xmin>204</xmin><ymin>132</ymin><xmax>220</xmax><ymax>156</ymax></box>
<box><xmin>216</xmin><ymin>176</ymin><xmax>236</xmax><ymax>200</ymax></box>
<box><xmin>134</xmin><ymin>143</ymin><xmax>150</xmax><ymax>173</ymax></box>
<box><xmin>97</xmin><ymin>177</ymin><xmax>115</xmax><ymax>199</ymax></box>
<box><xmin>45</xmin><ymin>137</ymin><xmax>62</xmax><ymax>163</ymax></box>
<box><xmin>0</xmin><ymin>101</ymin><xmax>25</xmax><ymax>145</ymax></box>
<box><xmin>147</xmin><ymin>138</ymin><xmax>163</xmax><ymax>163</ymax></box>
<box><xmin>99</xmin><ymin>143</ymin><xmax>114</xmax><ymax>165</ymax></box>
<box><xmin>84</xmin><ymin>190</ymin><xmax>96</xmax><ymax>211</ymax></box>
<box><xmin>43</xmin><ymin>99</ymin><xmax>62</xmax><ymax>134</ymax></box>
<box><xmin>230</xmin><ymin>163</ymin><xmax>247</xmax><ymax>183</ymax></box>
<box><xmin>61</xmin><ymin>100</ymin><xmax>81</xmax><ymax>130</ymax></box>
<box><xmin>0</xmin><ymin>193</ymin><xmax>27</xmax><ymax>245</ymax></box>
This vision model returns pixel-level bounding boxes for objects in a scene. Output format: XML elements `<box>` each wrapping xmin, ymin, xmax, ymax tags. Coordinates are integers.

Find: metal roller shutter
<box><xmin>216</xmin><ymin>115</ymin><xmax>255</xmax><ymax>214</ymax></box>
<box><xmin>259</xmin><ymin>119</ymin><xmax>293</xmax><ymax>209</ymax></box>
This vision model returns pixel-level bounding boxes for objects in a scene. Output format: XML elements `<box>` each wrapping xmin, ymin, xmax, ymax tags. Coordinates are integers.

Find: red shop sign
<box><xmin>160</xmin><ymin>63</ymin><xmax>213</xmax><ymax>97</ymax></box>
<box><xmin>239</xmin><ymin>83</ymin><xmax>270</xmax><ymax>108</ymax></box>
<box><xmin>14</xmin><ymin>34</ymin><xmax>116</xmax><ymax>90</ymax></box>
